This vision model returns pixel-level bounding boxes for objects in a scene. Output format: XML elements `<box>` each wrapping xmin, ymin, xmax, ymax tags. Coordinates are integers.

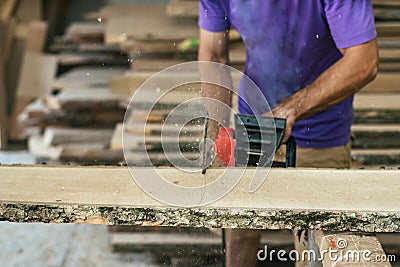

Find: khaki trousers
<box><xmin>225</xmin><ymin>142</ymin><xmax>351</xmax><ymax>267</ymax></box>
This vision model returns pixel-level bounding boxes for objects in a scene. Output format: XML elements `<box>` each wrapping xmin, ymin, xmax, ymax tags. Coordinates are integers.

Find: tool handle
<box><xmin>285</xmin><ymin>136</ymin><xmax>297</xmax><ymax>168</ymax></box>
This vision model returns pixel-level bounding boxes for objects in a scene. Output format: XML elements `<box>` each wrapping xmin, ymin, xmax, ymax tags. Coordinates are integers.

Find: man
<box><xmin>198</xmin><ymin>1</ymin><xmax>378</xmax><ymax>266</ymax></box>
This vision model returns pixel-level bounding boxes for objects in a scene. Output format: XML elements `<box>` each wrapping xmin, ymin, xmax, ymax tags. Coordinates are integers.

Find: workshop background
<box><xmin>0</xmin><ymin>0</ymin><xmax>399</xmax><ymax>266</ymax></box>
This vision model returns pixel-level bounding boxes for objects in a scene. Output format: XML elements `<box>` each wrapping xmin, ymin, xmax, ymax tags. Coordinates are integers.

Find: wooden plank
<box><xmin>376</xmin><ymin>22</ymin><xmax>400</xmax><ymax>37</ymax></box>
<box><xmin>1</xmin><ymin>166</ymin><xmax>400</xmax><ymax>231</ymax></box>
<box><xmin>351</xmin><ymin>124</ymin><xmax>400</xmax><ymax>149</ymax></box>
<box><xmin>45</xmin><ymin>88</ymin><xmax>125</xmax><ymax>111</ymax></box>
<box><xmin>42</xmin><ymin>126</ymin><xmax>113</xmax><ymax>146</ymax></box>
<box><xmin>124</xmin><ymin>151</ymin><xmax>200</xmax><ymax>166</ymax></box>
<box><xmin>63</xmin><ymin>22</ymin><xmax>104</xmax><ymax>44</ymax></box>
<box><xmin>28</xmin><ymin>134</ymin><xmax>123</xmax><ymax>163</ymax></box>
<box><xmin>104</xmin><ymin>4</ymin><xmax>198</xmax><ymax>44</ymax></box>
<box><xmin>111</xmin><ymin>123</ymin><xmax>199</xmax><ymax>150</ymax></box>
<box><xmin>111</xmin><ymin>70</ymin><xmax>242</xmax><ymax>96</ymax></box>
<box><xmin>379</xmin><ymin>61</ymin><xmax>400</xmax><ymax>72</ymax></box>
<box><xmin>373</xmin><ymin>0</ymin><xmax>400</xmax><ymax>8</ymax></box>
<box><xmin>5</xmin><ymin>35</ymin><xmax>25</xmax><ymax>113</ymax></box>
<box><xmin>166</xmin><ymin>1</ymin><xmax>199</xmax><ymax>18</ymax></box>
<box><xmin>14</xmin><ymin>0</ymin><xmax>42</xmax><ymax>23</ymax></box>
<box><xmin>120</xmin><ymin>39</ymin><xmax>190</xmax><ymax>54</ymax></box>
<box><xmin>0</xmin><ymin>80</ymin><xmax>7</xmax><ymax>148</ymax></box>
<box><xmin>130</xmin><ymin>58</ymin><xmax>188</xmax><ymax>71</ymax></box>
<box><xmin>362</xmin><ymin>73</ymin><xmax>400</xmax><ymax>93</ymax></box>
<box><xmin>315</xmin><ymin>232</ymin><xmax>391</xmax><ymax>267</ymax></box>
<box><xmin>57</xmin><ymin>52</ymin><xmax>128</xmax><ymax>68</ymax></box>
<box><xmin>352</xmin><ymin>149</ymin><xmax>400</xmax><ymax>166</ymax></box>
<box><xmin>354</xmin><ymin>110</ymin><xmax>400</xmax><ymax>124</ymax></box>
<box><xmin>8</xmin><ymin>96</ymin><xmax>32</xmax><ymax>140</ymax></box>
<box><xmin>19</xmin><ymin>98</ymin><xmax>124</xmax><ymax>128</ymax></box>
<box><xmin>354</xmin><ymin>94</ymin><xmax>400</xmax><ymax>110</ymax></box>
<box><xmin>54</xmin><ymin>67</ymin><xmax>127</xmax><ymax>89</ymax></box>
<box><xmin>8</xmin><ymin>52</ymin><xmax>56</xmax><ymax>140</ymax></box>
<box><xmin>374</xmin><ymin>7</ymin><xmax>400</xmax><ymax>20</ymax></box>
<box><xmin>25</xmin><ymin>21</ymin><xmax>48</xmax><ymax>52</ymax></box>
<box><xmin>0</xmin><ymin>0</ymin><xmax>17</xmax><ymax>21</ymax></box>
<box><xmin>0</xmin><ymin>21</ymin><xmax>8</xmax><ymax>148</ymax></box>
<box><xmin>379</xmin><ymin>48</ymin><xmax>400</xmax><ymax>61</ymax></box>
<box><xmin>125</xmin><ymin>122</ymin><xmax>203</xmax><ymax>136</ymax></box>
<box><xmin>16</xmin><ymin>52</ymin><xmax>57</xmax><ymax>98</ymax></box>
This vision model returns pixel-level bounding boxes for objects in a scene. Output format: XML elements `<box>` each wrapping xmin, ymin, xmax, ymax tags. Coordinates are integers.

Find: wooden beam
<box><xmin>14</xmin><ymin>0</ymin><xmax>42</xmax><ymax>23</ymax></box>
<box><xmin>104</xmin><ymin>4</ymin><xmax>198</xmax><ymax>44</ymax></box>
<box><xmin>351</xmin><ymin>149</ymin><xmax>400</xmax><ymax>166</ymax></box>
<box><xmin>16</xmin><ymin>52</ymin><xmax>57</xmax><ymax>98</ymax></box>
<box><xmin>45</xmin><ymin>88</ymin><xmax>124</xmax><ymax>111</ymax></box>
<box><xmin>362</xmin><ymin>73</ymin><xmax>400</xmax><ymax>93</ymax></box>
<box><xmin>0</xmin><ymin>21</ymin><xmax>8</xmax><ymax>149</ymax></box>
<box><xmin>0</xmin><ymin>166</ymin><xmax>400</xmax><ymax>231</ymax></box>
<box><xmin>28</xmin><ymin>135</ymin><xmax>123</xmax><ymax>163</ymax></box>
<box><xmin>314</xmin><ymin>232</ymin><xmax>391</xmax><ymax>266</ymax></box>
<box><xmin>42</xmin><ymin>126</ymin><xmax>113</xmax><ymax>146</ymax></box>
<box><xmin>166</xmin><ymin>1</ymin><xmax>199</xmax><ymax>18</ymax></box>
<box><xmin>0</xmin><ymin>0</ymin><xmax>17</xmax><ymax>22</ymax></box>
<box><xmin>354</xmin><ymin>94</ymin><xmax>400</xmax><ymax>110</ymax></box>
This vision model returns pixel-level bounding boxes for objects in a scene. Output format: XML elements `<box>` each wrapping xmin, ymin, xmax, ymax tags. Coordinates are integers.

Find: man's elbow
<box><xmin>364</xmin><ymin>53</ymin><xmax>379</xmax><ymax>84</ymax></box>
<box><xmin>353</xmin><ymin>41</ymin><xmax>379</xmax><ymax>91</ymax></box>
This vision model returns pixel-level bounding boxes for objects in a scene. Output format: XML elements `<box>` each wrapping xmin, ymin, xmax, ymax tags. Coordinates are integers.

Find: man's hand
<box><xmin>271</xmin><ymin>104</ymin><xmax>296</xmax><ymax>144</ymax></box>
<box><xmin>263</xmin><ymin>38</ymin><xmax>378</xmax><ymax>145</ymax></box>
<box><xmin>261</xmin><ymin>103</ymin><xmax>296</xmax><ymax>144</ymax></box>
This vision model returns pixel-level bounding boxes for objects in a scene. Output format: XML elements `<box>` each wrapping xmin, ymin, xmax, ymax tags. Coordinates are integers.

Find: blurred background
<box><xmin>0</xmin><ymin>0</ymin><xmax>399</xmax><ymax>266</ymax></box>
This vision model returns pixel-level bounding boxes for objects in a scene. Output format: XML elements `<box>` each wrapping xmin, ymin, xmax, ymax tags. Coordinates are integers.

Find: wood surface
<box><xmin>42</xmin><ymin>126</ymin><xmax>114</xmax><ymax>146</ymax></box>
<box><xmin>19</xmin><ymin>98</ymin><xmax>124</xmax><ymax>128</ymax></box>
<box><xmin>314</xmin><ymin>232</ymin><xmax>390</xmax><ymax>267</ymax></box>
<box><xmin>166</xmin><ymin>1</ymin><xmax>199</xmax><ymax>18</ymax></box>
<box><xmin>45</xmin><ymin>88</ymin><xmax>125</xmax><ymax>111</ymax></box>
<box><xmin>0</xmin><ymin>21</ymin><xmax>8</xmax><ymax>148</ymax></box>
<box><xmin>53</xmin><ymin>67</ymin><xmax>127</xmax><ymax>89</ymax></box>
<box><xmin>16</xmin><ymin>52</ymin><xmax>57</xmax><ymax>98</ymax></box>
<box><xmin>362</xmin><ymin>73</ymin><xmax>400</xmax><ymax>93</ymax></box>
<box><xmin>28</xmin><ymin>135</ymin><xmax>122</xmax><ymax>162</ymax></box>
<box><xmin>104</xmin><ymin>4</ymin><xmax>198</xmax><ymax>44</ymax></box>
<box><xmin>24</xmin><ymin>21</ymin><xmax>48</xmax><ymax>52</ymax></box>
<box><xmin>1</xmin><ymin>166</ymin><xmax>400</xmax><ymax>231</ymax></box>
<box><xmin>0</xmin><ymin>0</ymin><xmax>17</xmax><ymax>21</ymax></box>
<box><xmin>14</xmin><ymin>0</ymin><xmax>42</xmax><ymax>23</ymax></box>
<box><xmin>63</xmin><ymin>22</ymin><xmax>104</xmax><ymax>43</ymax></box>
<box><xmin>377</xmin><ymin>22</ymin><xmax>400</xmax><ymax>37</ymax></box>
<box><xmin>351</xmin><ymin>149</ymin><xmax>400</xmax><ymax>166</ymax></box>
<box><xmin>353</xmin><ymin>94</ymin><xmax>400</xmax><ymax>110</ymax></box>
<box><xmin>351</xmin><ymin>124</ymin><xmax>400</xmax><ymax>149</ymax></box>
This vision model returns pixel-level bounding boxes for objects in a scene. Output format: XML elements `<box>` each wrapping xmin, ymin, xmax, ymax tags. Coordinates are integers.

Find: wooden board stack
<box><xmin>20</xmin><ymin>66</ymin><xmax>128</xmax><ymax>164</ymax></box>
<box><xmin>351</xmin><ymin>0</ymin><xmax>400</xmax><ymax>167</ymax></box>
<box><xmin>50</xmin><ymin>20</ymin><xmax>129</xmax><ymax>72</ymax></box>
<box><xmin>17</xmin><ymin>1</ymin><xmax>399</xmax><ymax>168</ymax></box>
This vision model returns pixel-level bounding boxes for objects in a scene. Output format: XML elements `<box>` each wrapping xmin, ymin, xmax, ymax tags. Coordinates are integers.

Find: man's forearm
<box><xmin>271</xmin><ymin>38</ymin><xmax>379</xmax><ymax>141</ymax></box>
<box><xmin>198</xmin><ymin>29</ymin><xmax>232</xmax><ymax>140</ymax></box>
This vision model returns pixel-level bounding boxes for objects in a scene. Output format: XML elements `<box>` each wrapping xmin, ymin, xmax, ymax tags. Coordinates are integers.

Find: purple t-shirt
<box><xmin>198</xmin><ymin>0</ymin><xmax>376</xmax><ymax>148</ymax></box>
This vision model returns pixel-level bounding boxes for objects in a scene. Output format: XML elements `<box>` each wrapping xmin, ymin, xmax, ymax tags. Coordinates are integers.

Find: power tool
<box><xmin>201</xmin><ymin>113</ymin><xmax>296</xmax><ymax>172</ymax></box>
<box><xmin>200</xmin><ymin>113</ymin><xmax>296</xmax><ymax>267</ymax></box>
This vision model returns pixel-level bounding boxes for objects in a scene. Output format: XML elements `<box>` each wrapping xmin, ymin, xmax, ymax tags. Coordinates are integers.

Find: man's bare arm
<box><xmin>270</xmin><ymin>38</ymin><xmax>379</xmax><ymax>142</ymax></box>
<box><xmin>198</xmin><ymin>28</ymin><xmax>232</xmax><ymax>140</ymax></box>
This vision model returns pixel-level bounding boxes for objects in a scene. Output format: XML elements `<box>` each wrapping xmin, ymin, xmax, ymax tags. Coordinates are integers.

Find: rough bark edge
<box><xmin>1</xmin><ymin>204</ymin><xmax>400</xmax><ymax>232</ymax></box>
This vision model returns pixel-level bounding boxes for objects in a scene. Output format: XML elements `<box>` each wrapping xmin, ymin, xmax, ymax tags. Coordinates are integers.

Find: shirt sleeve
<box><xmin>323</xmin><ymin>0</ymin><xmax>377</xmax><ymax>49</ymax></box>
<box><xmin>198</xmin><ymin>0</ymin><xmax>230</xmax><ymax>32</ymax></box>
